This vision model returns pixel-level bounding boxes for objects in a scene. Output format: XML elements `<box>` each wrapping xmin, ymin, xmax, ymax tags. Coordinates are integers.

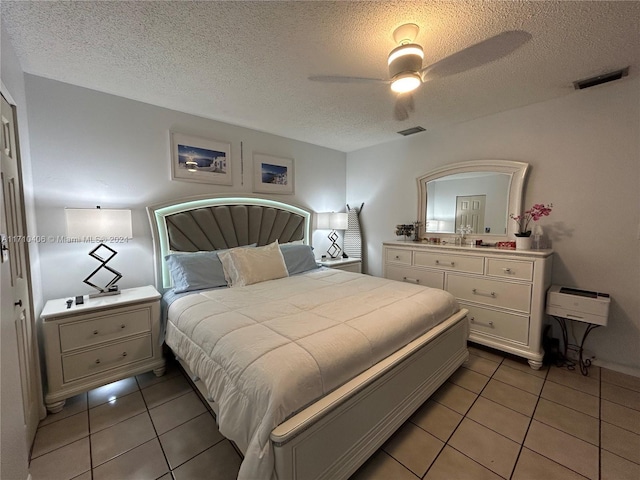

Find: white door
<box><xmin>455</xmin><ymin>195</ymin><xmax>486</xmax><ymax>234</ymax></box>
<box><xmin>1</xmin><ymin>93</ymin><xmax>42</xmax><ymax>451</ymax></box>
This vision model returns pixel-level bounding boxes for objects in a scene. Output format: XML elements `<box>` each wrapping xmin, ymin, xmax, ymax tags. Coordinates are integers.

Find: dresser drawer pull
<box><xmin>122</xmin><ymin>352</ymin><xmax>127</xmax><ymax>357</ymax></box>
<box><xmin>472</xmin><ymin>288</ymin><xmax>496</xmax><ymax>298</ymax></box>
<box><xmin>469</xmin><ymin>317</ymin><xmax>494</xmax><ymax>327</ymax></box>
<box><xmin>403</xmin><ymin>277</ymin><xmax>420</xmax><ymax>284</ymax></box>
<box><xmin>503</xmin><ymin>268</ymin><xmax>512</xmax><ymax>273</ymax></box>
<box><xmin>95</xmin><ymin>359</ymin><xmax>101</xmax><ymax>364</ymax></box>
<box><xmin>395</xmin><ymin>255</ymin><xmax>400</xmax><ymax>259</ymax></box>
<box><xmin>435</xmin><ymin>260</ymin><xmax>455</xmax><ymax>267</ymax></box>
<box><xmin>93</xmin><ymin>324</ymin><xmax>126</xmax><ymax>335</ymax></box>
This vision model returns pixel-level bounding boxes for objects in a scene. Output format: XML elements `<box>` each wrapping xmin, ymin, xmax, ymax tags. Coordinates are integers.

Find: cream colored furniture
<box><xmin>42</xmin><ymin>285</ymin><xmax>165</xmax><ymax>413</ymax></box>
<box><xmin>148</xmin><ymin>196</ymin><xmax>468</xmax><ymax>480</ymax></box>
<box><xmin>383</xmin><ymin>241</ymin><xmax>553</xmax><ymax>369</ymax></box>
<box><xmin>318</xmin><ymin>257</ymin><xmax>362</xmax><ymax>273</ymax></box>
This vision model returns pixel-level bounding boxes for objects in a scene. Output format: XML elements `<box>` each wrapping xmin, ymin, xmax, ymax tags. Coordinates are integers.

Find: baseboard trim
<box><xmin>592</xmin><ymin>358</ymin><xmax>640</xmax><ymax>378</ymax></box>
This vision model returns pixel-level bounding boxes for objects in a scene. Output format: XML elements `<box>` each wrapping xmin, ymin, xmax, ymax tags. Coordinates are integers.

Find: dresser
<box><xmin>41</xmin><ymin>285</ymin><xmax>165</xmax><ymax>412</ymax></box>
<box><xmin>383</xmin><ymin>241</ymin><xmax>553</xmax><ymax>369</ymax></box>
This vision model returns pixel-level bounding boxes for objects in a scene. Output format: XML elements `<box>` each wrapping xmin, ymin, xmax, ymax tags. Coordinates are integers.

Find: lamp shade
<box><xmin>317</xmin><ymin>212</ymin><xmax>348</xmax><ymax>230</ymax></box>
<box><xmin>65</xmin><ymin>208</ymin><xmax>133</xmax><ymax>239</ymax></box>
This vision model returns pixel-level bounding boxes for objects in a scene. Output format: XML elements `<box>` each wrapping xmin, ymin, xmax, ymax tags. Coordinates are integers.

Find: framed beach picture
<box><xmin>170</xmin><ymin>132</ymin><xmax>232</xmax><ymax>185</ymax></box>
<box><xmin>253</xmin><ymin>153</ymin><xmax>294</xmax><ymax>194</ymax></box>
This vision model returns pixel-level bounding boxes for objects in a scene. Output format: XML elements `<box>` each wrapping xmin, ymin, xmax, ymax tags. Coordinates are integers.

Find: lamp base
<box><xmin>84</xmin><ymin>243</ymin><xmax>123</xmax><ymax>297</ymax></box>
<box><xmin>88</xmin><ymin>285</ymin><xmax>121</xmax><ymax>298</ymax></box>
<box><xmin>327</xmin><ymin>230</ymin><xmax>342</xmax><ymax>259</ymax></box>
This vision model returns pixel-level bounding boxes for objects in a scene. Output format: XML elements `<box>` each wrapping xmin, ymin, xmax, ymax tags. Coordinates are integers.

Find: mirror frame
<box><xmin>417</xmin><ymin>159</ymin><xmax>529</xmax><ymax>239</ymax></box>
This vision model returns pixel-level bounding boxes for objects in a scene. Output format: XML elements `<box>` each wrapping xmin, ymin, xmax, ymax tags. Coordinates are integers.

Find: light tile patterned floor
<box><xmin>29</xmin><ymin>343</ymin><xmax>640</xmax><ymax>480</ymax></box>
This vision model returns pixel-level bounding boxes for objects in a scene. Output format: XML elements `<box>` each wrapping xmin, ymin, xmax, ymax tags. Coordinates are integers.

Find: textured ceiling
<box><xmin>2</xmin><ymin>1</ymin><xmax>639</xmax><ymax>152</ymax></box>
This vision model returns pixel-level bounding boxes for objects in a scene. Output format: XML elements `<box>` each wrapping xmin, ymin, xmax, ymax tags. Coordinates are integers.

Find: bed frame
<box><xmin>147</xmin><ymin>195</ymin><xmax>469</xmax><ymax>480</ymax></box>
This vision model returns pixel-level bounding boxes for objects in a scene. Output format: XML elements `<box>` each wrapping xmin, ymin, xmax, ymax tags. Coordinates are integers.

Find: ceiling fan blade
<box><xmin>420</xmin><ymin>30</ymin><xmax>532</xmax><ymax>81</ymax></box>
<box><xmin>394</xmin><ymin>93</ymin><xmax>414</xmax><ymax>121</ymax></box>
<box><xmin>308</xmin><ymin>75</ymin><xmax>389</xmax><ymax>84</ymax></box>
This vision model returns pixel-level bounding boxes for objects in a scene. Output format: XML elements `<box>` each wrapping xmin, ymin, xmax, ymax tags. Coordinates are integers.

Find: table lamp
<box><xmin>65</xmin><ymin>207</ymin><xmax>132</xmax><ymax>297</ymax></box>
<box><xmin>317</xmin><ymin>212</ymin><xmax>348</xmax><ymax>259</ymax></box>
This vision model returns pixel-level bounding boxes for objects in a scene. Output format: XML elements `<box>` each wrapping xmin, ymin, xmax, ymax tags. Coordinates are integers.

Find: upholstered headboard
<box><xmin>147</xmin><ymin>195</ymin><xmax>312</xmax><ymax>289</ymax></box>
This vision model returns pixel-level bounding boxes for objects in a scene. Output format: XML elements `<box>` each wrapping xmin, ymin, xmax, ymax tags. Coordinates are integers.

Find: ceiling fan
<box><xmin>309</xmin><ymin>25</ymin><xmax>532</xmax><ymax>120</ymax></box>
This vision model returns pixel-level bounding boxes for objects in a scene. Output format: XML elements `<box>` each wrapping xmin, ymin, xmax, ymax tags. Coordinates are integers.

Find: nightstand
<box><xmin>318</xmin><ymin>257</ymin><xmax>362</xmax><ymax>273</ymax></box>
<box><xmin>41</xmin><ymin>285</ymin><xmax>165</xmax><ymax>413</ymax></box>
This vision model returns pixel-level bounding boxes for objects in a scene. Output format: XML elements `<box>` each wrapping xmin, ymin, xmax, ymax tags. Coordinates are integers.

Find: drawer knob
<box><xmin>469</xmin><ymin>317</ymin><xmax>475</xmax><ymax>322</ymax></box>
<box><xmin>503</xmin><ymin>268</ymin><xmax>512</xmax><ymax>273</ymax></box>
<box><xmin>122</xmin><ymin>352</ymin><xmax>127</xmax><ymax>357</ymax></box>
<box><xmin>489</xmin><ymin>321</ymin><xmax>494</xmax><ymax>327</ymax></box>
<box><xmin>93</xmin><ymin>330</ymin><xmax>99</xmax><ymax>335</ymax></box>
<box><xmin>395</xmin><ymin>255</ymin><xmax>400</xmax><ymax>259</ymax></box>
<box><xmin>95</xmin><ymin>359</ymin><xmax>101</xmax><ymax>364</ymax></box>
<box><xmin>120</xmin><ymin>324</ymin><xmax>126</xmax><ymax>329</ymax></box>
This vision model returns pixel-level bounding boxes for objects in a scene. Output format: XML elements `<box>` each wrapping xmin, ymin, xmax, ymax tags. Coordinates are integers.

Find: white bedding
<box><xmin>165</xmin><ymin>268</ymin><xmax>459</xmax><ymax>479</ymax></box>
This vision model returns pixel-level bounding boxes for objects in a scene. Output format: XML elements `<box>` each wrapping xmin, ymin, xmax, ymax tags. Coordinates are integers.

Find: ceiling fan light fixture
<box><xmin>390</xmin><ymin>72</ymin><xmax>422</xmax><ymax>93</ymax></box>
<box><xmin>388</xmin><ymin>43</ymin><xmax>424</xmax><ymax>94</ymax></box>
<box><xmin>387</xmin><ymin>44</ymin><xmax>424</xmax><ymax>66</ymax></box>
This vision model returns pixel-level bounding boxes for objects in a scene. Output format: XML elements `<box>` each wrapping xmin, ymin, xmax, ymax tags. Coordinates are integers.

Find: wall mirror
<box><xmin>417</xmin><ymin>160</ymin><xmax>529</xmax><ymax>239</ymax></box>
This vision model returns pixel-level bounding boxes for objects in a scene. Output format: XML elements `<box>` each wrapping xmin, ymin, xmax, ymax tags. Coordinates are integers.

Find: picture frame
<box><xmin>253</xmin><ymin>153</ymin><xmax>294</xmax><ymax>195</ymax></box>
<box><xmin>170</xmin><ymin>132</ymin><xmax>232</xmax><ymax>185</ymax></box>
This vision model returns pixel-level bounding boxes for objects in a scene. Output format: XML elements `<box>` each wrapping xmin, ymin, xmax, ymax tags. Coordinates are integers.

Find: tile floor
<box><xmin>29</xmin><ymin>343</ymin><xmax>640</xmax><ymax>480</ymax></box>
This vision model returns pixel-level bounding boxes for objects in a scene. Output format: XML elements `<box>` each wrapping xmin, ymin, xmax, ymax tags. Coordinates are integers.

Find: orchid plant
<box><xmin>510</xmin><ymin>203</ymin><xmax>553</xmax><ymax>236</ymax></box>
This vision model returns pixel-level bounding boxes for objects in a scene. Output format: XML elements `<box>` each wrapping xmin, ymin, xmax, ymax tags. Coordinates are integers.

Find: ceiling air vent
<box><xmin>397</xmin><ymin>126</ymin><xmax>426</xmax><ymax>136</ymax></box>
<box><xmin>573</xmin><ymin>67</ymin><xmax>629</xmax><ymax>90</ymax></box>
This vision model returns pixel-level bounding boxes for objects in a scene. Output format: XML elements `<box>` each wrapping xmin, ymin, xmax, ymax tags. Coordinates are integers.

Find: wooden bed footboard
<box><xmin>271</xmin><ymin>309</ymin><xmax>469</xmax><ymax>480</ymax></box>
<box><xmin>175</xmin><ymin>309</ymin><xmax>468</xmax><ymax>479</ymax></box>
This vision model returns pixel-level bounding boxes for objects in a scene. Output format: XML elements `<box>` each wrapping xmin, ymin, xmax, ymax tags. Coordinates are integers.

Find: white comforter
<box><xmin>165</xmin><ymin>268</ymin><xmax>459</xmax><ymax>479</ymax></box>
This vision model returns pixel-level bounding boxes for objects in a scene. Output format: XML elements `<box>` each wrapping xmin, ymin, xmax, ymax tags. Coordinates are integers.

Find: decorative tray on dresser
<box><xmin>383</xmin><ymin>241</ymin><xmax>553</xmax><ymax>369</ymax></box>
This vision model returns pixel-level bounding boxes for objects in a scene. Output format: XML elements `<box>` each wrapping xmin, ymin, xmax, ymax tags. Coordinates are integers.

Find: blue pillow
<box><xmin>279</xmin><ymin>244</ymin><xmax>319</xmax><ymax>275</ymax></box>
<box><xmin>165</xmin><ymin>251</ymin><xmax>228</xmax><ymax>293</ymax></box>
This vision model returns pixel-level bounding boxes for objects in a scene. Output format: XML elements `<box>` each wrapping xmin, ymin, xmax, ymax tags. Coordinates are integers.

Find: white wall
<box><xmin>0</xmin><ymin>21</ymin><xmax>37</xmax><ymax>480</ymax></box>
<box><xmin>24</xmin><ymin>75</ymin><xmax>346</xmax><ymax>302</ymax></box>
<box><xmin>347</xmin><ymin>77</ymin><xmax>640</xmax><ymax>373</ymax></box>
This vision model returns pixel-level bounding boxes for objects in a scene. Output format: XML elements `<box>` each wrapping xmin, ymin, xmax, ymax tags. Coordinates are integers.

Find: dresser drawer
<box><xmin>59</xmin><ymin>307</ymin><xmax>151</xmax><ymax>352</ymax></box>
<box><xmin>385</xmin><ymin>265</ymin><xmax>444</xmax><ymax>289</ymax></box>
<box><xmin>486</xmin><ymin>258</ymin><xmax>533</xmax><ymax>281</ymax></box>
<box><xmin>447</xmin><ymin>275</ymin><xmax>532</xmax><ymax>313</ymax></box>
<box><xmin>414</xmin><ymin>252</ymin><xmax>484</xmax><ymax>274</ymax></box>
<box><xmin>62</xmin><ymin>335</ymin><xmax>153</xmax><ymax>383</ymax></box>
<box><xmin>386</xmin><ymin>248</ymin><xmax>412</xmax><ymax>265</ymax></box>
<box><xmin>464</xmin><ymin>304</ymin><xmax>529</xmax><ymax>344</ymax></box>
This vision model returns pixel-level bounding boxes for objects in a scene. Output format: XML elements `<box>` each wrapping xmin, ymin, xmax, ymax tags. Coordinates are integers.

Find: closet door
<box><xmin>1</xmin><ymin>93</ymin><xmax>41</xmax><ymax>451</ymax></box>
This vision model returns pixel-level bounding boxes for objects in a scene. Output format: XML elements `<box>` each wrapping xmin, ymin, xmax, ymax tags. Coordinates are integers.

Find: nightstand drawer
<box><xmin>447</xmin><ymin>275</ymin><xmax>532</xmax><ymax>313</ymax></box>
<box><xmin>465</xmin><ymin>304</ymin><xmax>529</xmax><ymax>344</ymax></box>
<box><xmin>414</xmin><ymin>252</ymin><xmax>484</xmax><ymax>274</ymax></box>
<box><xmin>386</xmin><ymin>248</ymin><xmax>411</xmax><ymax>265</ymax></box>
<box><xmin>62</xmin><ymin>335</ymin><xmax>153</xmax><ymax>382</ymax></box>
<box><xmin>385</xmin><ymin>265</ymin><xmax>444</xmax><ymax>289</ymax></box>
<box><xmin>59</xmin><ymin>307</ymin><xmax>151</xmax><ymax>352</ymax></box>
<box><xmin>333</xmin><ymin>262</ymin><xmax>361</xmax><ymax>273</ymax></box>
<box><xmin>486</xmin><ymin>258</ymin><xmax>533</xmax><ymax>281</ymax></box>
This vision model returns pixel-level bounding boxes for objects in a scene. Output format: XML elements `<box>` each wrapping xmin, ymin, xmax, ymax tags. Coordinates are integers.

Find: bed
<box><xmin>147</xmin><ymin>195</ymin><xmax>469</xmax><ymax>480</ymax></box>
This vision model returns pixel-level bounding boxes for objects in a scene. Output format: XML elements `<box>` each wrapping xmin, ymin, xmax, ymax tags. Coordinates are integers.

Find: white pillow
<box><xmin>218</xmin><ymin>241</ymin><xmax>289</xmax><ymax>287</ymax></box>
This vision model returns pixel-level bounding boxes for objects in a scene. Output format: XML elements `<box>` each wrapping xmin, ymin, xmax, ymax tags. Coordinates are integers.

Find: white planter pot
<box><xmin>515</xmin><ymin>236</ymin><xmax>532</xmax><ymax>250</ymax></box>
